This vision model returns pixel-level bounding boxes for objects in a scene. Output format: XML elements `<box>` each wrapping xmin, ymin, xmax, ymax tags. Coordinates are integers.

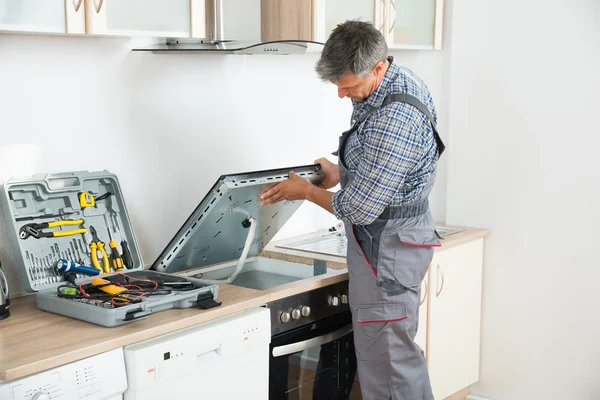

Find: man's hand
<box><xmin>260</xmin><ymin>171</ymin><xmax>312</xmax><ymax>206</ymax></box>
<box><xmin>314</xmin><ymin>157</ymin><xmax>340</xmax><ymax>189</ymax></box>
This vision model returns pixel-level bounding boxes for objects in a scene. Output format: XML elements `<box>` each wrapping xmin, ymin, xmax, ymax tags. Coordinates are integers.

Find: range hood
<box><xmin>132</xmin><ymin>39</ymin><xmax>322</xmax><ymax>55</ymax></box>
<box><xmin>132</xmin><ymin>0</ymin><xmax>324</xmax><ymax>55</ymax></box>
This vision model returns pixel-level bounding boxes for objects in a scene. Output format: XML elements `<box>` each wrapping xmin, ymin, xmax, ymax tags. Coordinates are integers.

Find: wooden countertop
<box><xmin>0</xmin><ymin>225</ymin><xmax>488</xmax><ymax>382</ymax></box>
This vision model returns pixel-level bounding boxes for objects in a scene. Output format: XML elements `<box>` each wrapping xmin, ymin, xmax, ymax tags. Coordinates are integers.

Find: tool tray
<box><xmin>0</xmin><ymin>171</ymin><xmax>219</xmax><ymax>327</ymax></box>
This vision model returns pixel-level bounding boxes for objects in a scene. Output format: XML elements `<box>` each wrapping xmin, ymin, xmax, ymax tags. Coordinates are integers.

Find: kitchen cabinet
<box><xmin>262</xmin><ymin>0</ymin><xmax>443</xmax><ymax>49</ymax></box>
<box><xmin>382</xmin><ymin>0</ymin><xmax>443</xmax><ymax>49</ymax></box>
<box><xmin>84</xmin><ymin>0</ymin><xmax>191</xmax><ymax>37</ymax></box>
<box><xmin>0</xmin><ymin>0</ymin><xmax>85</xmax><ymax>34</ymax></box>
<box><xmin>426</xmin><ymin>238</ymin><xmax>484</xmax><ymax>400</ymax></box>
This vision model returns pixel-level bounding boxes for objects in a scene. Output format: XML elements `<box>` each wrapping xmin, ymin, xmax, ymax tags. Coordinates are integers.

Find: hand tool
<box><xmin>19</xmin><ymin>219</ymin><xmax>86</xmax><ymax>240</ymax></box>
<box><xmin>114</xmin><ymin>217</ymin><xmax>134</xmax><ymax>269</ymax></box>
<box><xmin>71</xmin><ymin>241</ymin><xmax>83</xmax><ymax>264</ymax></box>
<box><xmin>91</xmin><ymin>277</ymin><xmax>128</xmax><ymax>297</ymax></box>
<box><xmin>25</xmin><ymin>251</ymin><xmax>34</xmax><ymax>281</ymax></box>
<box><xmin>15</xmin><ymin>211</ymin><xmax>76</xmax><ymax>222</ymax></box>
<box><xmin>78</xmin><ymin>191</ymin><xmax>111</xmax><ymax>209</ymax></box>
<box><xmin>89</xmin><ymin>226</ymin><xmax>110</xmax><ymax>274</ymax></box>
<box><xmin>56</xmin><ymin>259</ymin><xmax>100</xmax><ymax>276</ymax></box>
<box><xmin>78</xmin><ymin>239</ymin><xmax>87</xmax><ymax>255</ymax></box>
<box><xmin>104</xmin><ymin>214</ymin><xmax>124</xmax><ymax>271</ymax></box>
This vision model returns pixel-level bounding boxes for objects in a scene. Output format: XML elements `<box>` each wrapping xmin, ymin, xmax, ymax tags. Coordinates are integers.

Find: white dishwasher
<box><xmin>123</xmin><ymin>307</ymin><xmax>271</xmax><ymax>400</ymax></box>
<box><xmin>0</xmin><ymin>348</ymin><xmax>127</xmax><ymax>400</ymax></box>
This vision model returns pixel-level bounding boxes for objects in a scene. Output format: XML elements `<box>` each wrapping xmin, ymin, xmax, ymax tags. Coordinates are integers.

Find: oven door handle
<box><xmin>272</xmin><ymin>323</ymin><xmax>353</xmax><ymax>357</ymax></box>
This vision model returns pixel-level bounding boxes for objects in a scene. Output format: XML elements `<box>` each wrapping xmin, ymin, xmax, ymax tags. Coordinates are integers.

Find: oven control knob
<box><xmin>330</xmin><ymin>296</ymin><xmax>340</xmax><ymax>306</ymax></box>
<box><xmin>301</xmin><ymin>306</ymin><xmax>311</xmax><ymax>317</ymax></box>
<box><xmin>341</xmin><ymin>294</ymin><xmax>348</xmax><ymax>304</ymax></box>
<box><xmin>280</xmin><ymin>312</ymin><xmax>291</xmax><ymax>323</ymax></box>
<box><xmin>291</xmin><ymin>308</ymin><xmax>302</xmax><ymax>320</ymax></box>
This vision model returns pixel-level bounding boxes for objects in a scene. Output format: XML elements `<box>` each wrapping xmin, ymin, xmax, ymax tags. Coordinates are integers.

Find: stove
<box><xmin>267</xmin><ymin>280</ymin><xmax>358</xmax><ymax>399</ymax></box>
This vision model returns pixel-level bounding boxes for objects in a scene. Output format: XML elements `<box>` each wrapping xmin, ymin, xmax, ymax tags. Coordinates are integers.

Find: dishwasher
<box><xmin>122</xmin><ymin>307</ymin><xmax>271</xmax><ymax>399</ymax></box>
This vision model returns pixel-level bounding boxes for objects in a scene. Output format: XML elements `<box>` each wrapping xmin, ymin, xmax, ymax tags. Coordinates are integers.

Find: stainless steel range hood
<box><xmin>132</xmin><ymin>39</ymin><xmax>320</xmax><ymax>55</ymax></box>
<box><xmin>132</xmin><ymin>0</ymin><xmax>323</xmax><ymax>55</ymax></box>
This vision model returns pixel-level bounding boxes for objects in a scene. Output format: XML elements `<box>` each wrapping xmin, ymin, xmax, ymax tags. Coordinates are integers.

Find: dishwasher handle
<box><xmin>272</xmin><ymin>323</ymin><xmax>353</xmax><ymax>357</ymax></box>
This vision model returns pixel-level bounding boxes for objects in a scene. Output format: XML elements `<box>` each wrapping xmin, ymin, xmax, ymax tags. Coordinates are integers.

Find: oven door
<box><xmin>269</xmin><ymin>311</ymin><xmax>358</xmax><ymax>400</ymax></box>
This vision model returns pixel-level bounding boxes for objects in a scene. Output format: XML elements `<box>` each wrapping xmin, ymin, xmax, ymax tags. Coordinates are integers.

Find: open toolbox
<box><xmin>0</xmin><ymin>171</ymin><xmax>220</xmax><ymax>327</ymax></box>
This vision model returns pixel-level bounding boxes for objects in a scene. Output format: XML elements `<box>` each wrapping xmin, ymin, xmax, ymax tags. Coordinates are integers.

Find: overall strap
<box><xmin>383</xmin><ymin>93</ymin><xmax>446</xmax><ymax>157</ymax></box>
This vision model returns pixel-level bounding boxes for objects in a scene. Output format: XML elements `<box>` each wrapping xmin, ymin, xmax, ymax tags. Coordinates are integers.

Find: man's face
<box><xmin>334</xmin><ymin>73</ymin><xmax>375</xmax><ymax>102</ymax></box>
<box><xmin>332</xmin><ymin>61</ymin><xmax>387</xmax><ymax>102</ymax></box>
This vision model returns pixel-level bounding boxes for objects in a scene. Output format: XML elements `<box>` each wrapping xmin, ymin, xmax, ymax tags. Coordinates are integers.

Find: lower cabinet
<box><xmin>426</xmin><ymin>238</ymin><xmax>485</xmax><ymax>399</ymax></box>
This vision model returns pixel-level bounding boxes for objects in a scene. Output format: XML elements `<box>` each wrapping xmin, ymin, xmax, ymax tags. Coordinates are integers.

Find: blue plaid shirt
<box><xmin>331</xmin><ymin>57</ymin><xmax>439</xmax><ymax>226</ymax></box>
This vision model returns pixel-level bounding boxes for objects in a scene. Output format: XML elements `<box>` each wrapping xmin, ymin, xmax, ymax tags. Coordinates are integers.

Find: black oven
<box><xmin>267</xmin><ymin>281</ymin><xmax>359</xmax><ymax>399</ymax></box>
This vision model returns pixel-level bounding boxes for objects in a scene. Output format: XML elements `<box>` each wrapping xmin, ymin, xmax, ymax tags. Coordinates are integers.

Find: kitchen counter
<box><xmin>0</xmin><ymin>225</ymin><xmax>489</xmax><ymax>382</ymax></box>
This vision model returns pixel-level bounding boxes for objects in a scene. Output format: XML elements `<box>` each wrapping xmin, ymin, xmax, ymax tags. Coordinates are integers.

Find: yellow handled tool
<box><xmin>19</xmin><ymin>219</ymin><xmax>86</xmax><ymax>240</ymax></box>
<box><xmin>91</xmin><ymin>277</ymin><xmax>128</xmax><ymax>297</ymax></box>
<box><xmin>89</xmin><ymin>225</ymin><xmax>110</xmax><ymax>274</ymax></box>
<box><xmin>104</xmin><ymin>214</ymin><xmax>124</xmax><ymax>272</ymax></box>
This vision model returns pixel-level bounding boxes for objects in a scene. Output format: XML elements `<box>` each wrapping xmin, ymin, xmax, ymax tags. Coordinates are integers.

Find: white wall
<box><xmin>446</xmin><ymin>0</ymin><xmax>600</xmax><ymax>399</ymax></box>
<box><xmin>0</xmin><ymin>33</ymin><xmax>447</xmax><ymax>296</ymax></box>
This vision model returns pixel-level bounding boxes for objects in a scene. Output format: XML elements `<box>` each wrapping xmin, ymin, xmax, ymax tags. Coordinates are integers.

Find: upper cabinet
<box><xmin>84</xmin><ymin>0</ymin><xmax>191</xmax><ymax>37</ymax></box>
<box><xmin>0</xmin><ymin>0</ymin><xmax>444</xmax><ymax>50</ymax></box>
<box><xmin>265</xmin><ymin>0</ymin><xmax>443</xmax><ymax>49</ymax></box>
<box><xmin>384</xmin><ymin>0</ymin><xmax>443</xmax><ymax>49</ymax></box>
<box><xmin>0</xmin><ymin>0</ymin><xmax>85</xmax><ymax>34</ymax></box>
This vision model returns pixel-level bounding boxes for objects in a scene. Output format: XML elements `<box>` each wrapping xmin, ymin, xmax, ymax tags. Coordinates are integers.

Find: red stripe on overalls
<box><xmin>358</xmin><ymin>316</ymin><xmax>408</xmax><ymax>324</ymax></box>
<box><xmin>399</xmin><ymin>240</ymin><xmax>442</xmax><ymax>247</ymax></box>
<box><xmin>351</xmin><ymin>226</ymin><xmax>378</xmax><ymax>277</ymax></box>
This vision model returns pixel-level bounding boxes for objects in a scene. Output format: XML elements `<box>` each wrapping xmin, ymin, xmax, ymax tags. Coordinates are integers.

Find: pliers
<box><xmin>89</xmin><ymin>225</ymin><xmax>110</xmax><ymax>274</ymax></box>
<box><xmin>19</xmin><ymin>219</ymin><xmax>86</xmax><ymax>240</ymax></box>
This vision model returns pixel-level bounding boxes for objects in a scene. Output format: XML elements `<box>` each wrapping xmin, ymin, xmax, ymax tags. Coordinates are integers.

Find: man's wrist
<box><xmin>305</xmin><ymin>184</ymin><xmax>315</xmax><ymax>202</ymax></box>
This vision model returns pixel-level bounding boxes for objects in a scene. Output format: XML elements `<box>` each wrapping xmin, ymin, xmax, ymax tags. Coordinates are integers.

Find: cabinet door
<box><xmin>427</xmin><ymin>239</ymin><xmax>484</xmax><ymax>400</ymax></box>
<box><xmin>386</xmin><ymin>0</ymin><xmax>443</xmax><ymax>49</ymax></box>
<box><xmin>84</xmin><ymin>0</ymin><xmax>190</xmax><ymax>37</ymax></box>
<box><xmin>313</xmin><ymin>0</ymin><xmax>384</xmax><ymax>43</ymax></box>
<box><xmin>414</xmin><ymin>269</ymin><xmax>428</xmax><ymax>356</ymax></box>
<box><xmin>0</xmin><ymin>0</ymin><xmax>84</xmax><ymax>34</ymax></box>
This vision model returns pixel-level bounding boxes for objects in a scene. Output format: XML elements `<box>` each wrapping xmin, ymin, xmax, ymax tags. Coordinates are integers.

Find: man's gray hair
<box><xmin>315</xmin><ymin>20</ymin><xmax>388</xmax><ymax>83</ymax></box>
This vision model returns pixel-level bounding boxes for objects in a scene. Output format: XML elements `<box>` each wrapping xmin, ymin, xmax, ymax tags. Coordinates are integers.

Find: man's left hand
<box><xmin>260</xmin><ymin>172</ymin><xmax>311</xmax><ymax>206</ymax></box>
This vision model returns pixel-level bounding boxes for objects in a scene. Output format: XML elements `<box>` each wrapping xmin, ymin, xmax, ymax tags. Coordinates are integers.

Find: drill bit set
<box><xmin>0</xmin><ymin>170</ymin><xmax>220</xmax><ymax>326</ymax></box>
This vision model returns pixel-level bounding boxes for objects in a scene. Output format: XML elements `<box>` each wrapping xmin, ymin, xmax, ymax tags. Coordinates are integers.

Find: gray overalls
<box><xmin>333</xmin><ymin>93</ymin><xmax>445</xmax><ymax>400</ymax></box>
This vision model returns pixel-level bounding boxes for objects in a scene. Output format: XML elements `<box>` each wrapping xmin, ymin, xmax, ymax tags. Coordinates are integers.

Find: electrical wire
<box><xmin>215</xmin><ymin>217</ymin><xmax>256</xmax><ymax>284</ymax></box>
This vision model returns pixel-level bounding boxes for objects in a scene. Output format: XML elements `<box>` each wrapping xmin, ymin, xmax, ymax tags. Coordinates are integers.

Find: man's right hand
<box><xmin>314</xmin><ymin>157</ymin><xmax>340</xmax><ymax>189</ymax></box>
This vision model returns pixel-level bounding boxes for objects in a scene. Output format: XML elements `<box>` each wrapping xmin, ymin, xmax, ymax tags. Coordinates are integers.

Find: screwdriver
<box><xmin>104</xmin><ymin>214</ymin><xmax>124</xmax><ymax>271</ymax></box>
<box><xmin>113</xmin><ymin>213</ymin><xmax>134</xmax><ymax>269</ymax></box>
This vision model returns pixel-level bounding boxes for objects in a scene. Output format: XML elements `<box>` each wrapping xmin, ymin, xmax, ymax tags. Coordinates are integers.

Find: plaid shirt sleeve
<box><xmin>332</xmin><ymin>103</ymin><xmax>426</xmax><ymax>225</ymax></box>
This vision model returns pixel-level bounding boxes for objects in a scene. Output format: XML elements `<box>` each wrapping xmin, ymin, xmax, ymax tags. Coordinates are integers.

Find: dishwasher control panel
<box><xmin>0</xmin><ymin>348</ymin><xmax>127</xmax><ymax>400</ymax></box>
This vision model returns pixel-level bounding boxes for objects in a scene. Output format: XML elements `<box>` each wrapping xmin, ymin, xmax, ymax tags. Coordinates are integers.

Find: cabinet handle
<box><xmin>420</xmin><ymin>280</ymin><xmax>428</xmax><ymax>306</ymax></box>
<box><xmin>93</xmin><ymin>0</ymin><xmax>104</xmax><ymax>13</ymax></box>
<box><xmin>388</xmin><ymin>0</ymin><xmax>396</xmax><ymax>33</ymax></box>
<box><xmin>73</xmin><ymin>0</ymin><xmax>83</xmax><ymax>12</ymax></box>
<box><xmin>436</xmin><ymin>264</ymin><xmax>445</xmax><ymax>297</ymax></box>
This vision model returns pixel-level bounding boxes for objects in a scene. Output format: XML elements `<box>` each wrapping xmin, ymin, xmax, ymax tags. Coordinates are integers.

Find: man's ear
<box><xmin>372</xmin><ymin>61</ymin><xmax>386</xmax><ymax>77</ymax></box>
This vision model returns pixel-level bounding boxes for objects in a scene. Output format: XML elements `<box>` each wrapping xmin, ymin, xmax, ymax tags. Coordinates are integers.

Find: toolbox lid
<box><xmin>152</xmin><ymin>164</ymin><xmax>324</xmax><ymax>274</ymax></box>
